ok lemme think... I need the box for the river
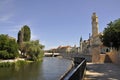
[0,57,72,80]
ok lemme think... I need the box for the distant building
[48,45,80,53]
[57,45,72,53]
[90,13,102,47]
[79,37,83,53]
[78,12,111,63]
[80,12,110,55]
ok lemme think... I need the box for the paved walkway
[84,63,120,80]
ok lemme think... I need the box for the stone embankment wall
[91,46,112,63]
[91,47,120,65]
[107,49,120,65]
[60,53,92,62]
[91,47,100,63]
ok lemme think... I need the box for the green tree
[100,19,120,49]
[0,34,19,59]
[17,30,23,44]
[17,25,31,53]
[21,25,31,42]
[17,30,23,51]
[22,40,44,61]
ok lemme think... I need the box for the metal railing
[60,57,86,80]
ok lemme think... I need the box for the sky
[0,0,120,50]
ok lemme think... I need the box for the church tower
[92,12,99,37]
[79,36,82,52]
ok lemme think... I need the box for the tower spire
[79,36,83,52]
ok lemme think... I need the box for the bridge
[44,53,60,57]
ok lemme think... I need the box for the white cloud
[7,21,33,32]
[31,30,40,40]
[0,0,14,9]
[0,0,14,23]
[0,14,13,22]
[8,25,22,32]
[44,46,54,50]
[31,33,38,40]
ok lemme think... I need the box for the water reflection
[0,57,72,80]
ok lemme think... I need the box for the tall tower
[92,12,99,37]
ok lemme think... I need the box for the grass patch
[0,62,14,67]
[0,60,30,68]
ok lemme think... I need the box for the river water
[0,57,72,80]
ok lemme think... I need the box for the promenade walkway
[84,63,120,80]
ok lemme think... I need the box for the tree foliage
[17,25,31,52]
[100,19,120,49]
[17,25,44,61]
[17,30,23,44]
[17,30,23,51]
[22,40,44,61]
[17,25,31,43]
[21,25,31,42]
[0,34,19,59]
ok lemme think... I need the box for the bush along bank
[0,60,28,68]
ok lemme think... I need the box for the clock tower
[92,12,99,38]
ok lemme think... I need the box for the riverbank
[0,58,34,67]
[0,58,25,63]
[60,57,86,80]
[59,59,74,79]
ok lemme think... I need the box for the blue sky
[0,0,120,50]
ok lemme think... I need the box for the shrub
[0,62,13,67]
[0,34,19,59]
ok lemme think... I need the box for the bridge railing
[60,57,86,80]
